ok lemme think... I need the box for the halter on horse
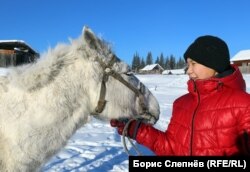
[92,54,157,155]
[91,54,157,125]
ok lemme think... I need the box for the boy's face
[186,58,217,80]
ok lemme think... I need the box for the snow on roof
[141,64,163,71]
[231,50,250,61]
[0,40,25,43]
[0,40,38,54]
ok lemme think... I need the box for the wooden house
[139,64,164,74]
[0,40,39,67]
[230,50,250,73]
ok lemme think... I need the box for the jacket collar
[187,65,246,95]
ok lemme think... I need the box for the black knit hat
[184,35,230,73]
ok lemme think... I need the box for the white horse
[0,26,160,172]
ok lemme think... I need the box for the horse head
[81,26,160,124]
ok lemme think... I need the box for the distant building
[0,40,39,67]
[139,64,164,74]
[231,50,250,73]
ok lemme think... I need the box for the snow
[40,73,250,172]
[0,67,249,171]
[162,68,186,75]
[231,49,250,61]
[0,67,10,76]
[0,40,26,43]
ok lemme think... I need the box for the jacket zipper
[190,81,200,155]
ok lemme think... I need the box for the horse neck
[10,51,98,125]
[45,57,98,119]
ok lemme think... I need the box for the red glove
[110,119,142,139]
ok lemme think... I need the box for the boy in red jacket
[111,35,250,156]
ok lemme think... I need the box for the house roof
[0,40,38,55]
[141,64,164,71]
[230,49,250,62]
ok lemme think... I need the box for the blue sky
[0,0,249,65]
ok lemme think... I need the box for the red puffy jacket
[136,66,250,156]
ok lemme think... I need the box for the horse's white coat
[0,27,160,172]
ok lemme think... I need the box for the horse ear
[82,26,101,51]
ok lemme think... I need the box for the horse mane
[0,27,114,94]
[4,39,84,92]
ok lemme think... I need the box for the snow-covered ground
[40,73,250,172]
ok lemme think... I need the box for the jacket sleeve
[135,123,175,155]
[238,104,250,155]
